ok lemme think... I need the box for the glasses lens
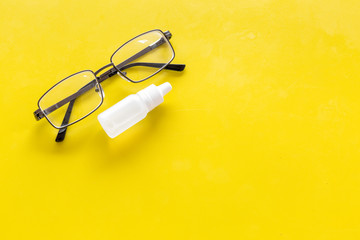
[111,30,175,82]
[38,70,103,128]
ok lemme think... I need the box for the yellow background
[1,0,360,239]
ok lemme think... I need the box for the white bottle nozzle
[158,82,172,96]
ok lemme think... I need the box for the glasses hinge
[33,109,44,121]
[164,30,172,40]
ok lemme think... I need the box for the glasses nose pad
[117,71,128,80]
[95,83,105,98]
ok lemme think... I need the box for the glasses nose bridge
[94,63,114,77]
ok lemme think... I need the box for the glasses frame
[33,29,185,142]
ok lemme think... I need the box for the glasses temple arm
[55,98,76,142]
[120,62,185,72]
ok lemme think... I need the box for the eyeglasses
[33,29,185,142]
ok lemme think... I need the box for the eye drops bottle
[98,82,172,138]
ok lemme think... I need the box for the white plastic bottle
[97,82,172,138]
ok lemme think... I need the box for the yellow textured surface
[1,0,360,239]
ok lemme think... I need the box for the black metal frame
[110,29,175,83]
[36,69,104,130]
[33,29,185,142]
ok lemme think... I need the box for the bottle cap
[158,82,172,96]
[137,82,172,111]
